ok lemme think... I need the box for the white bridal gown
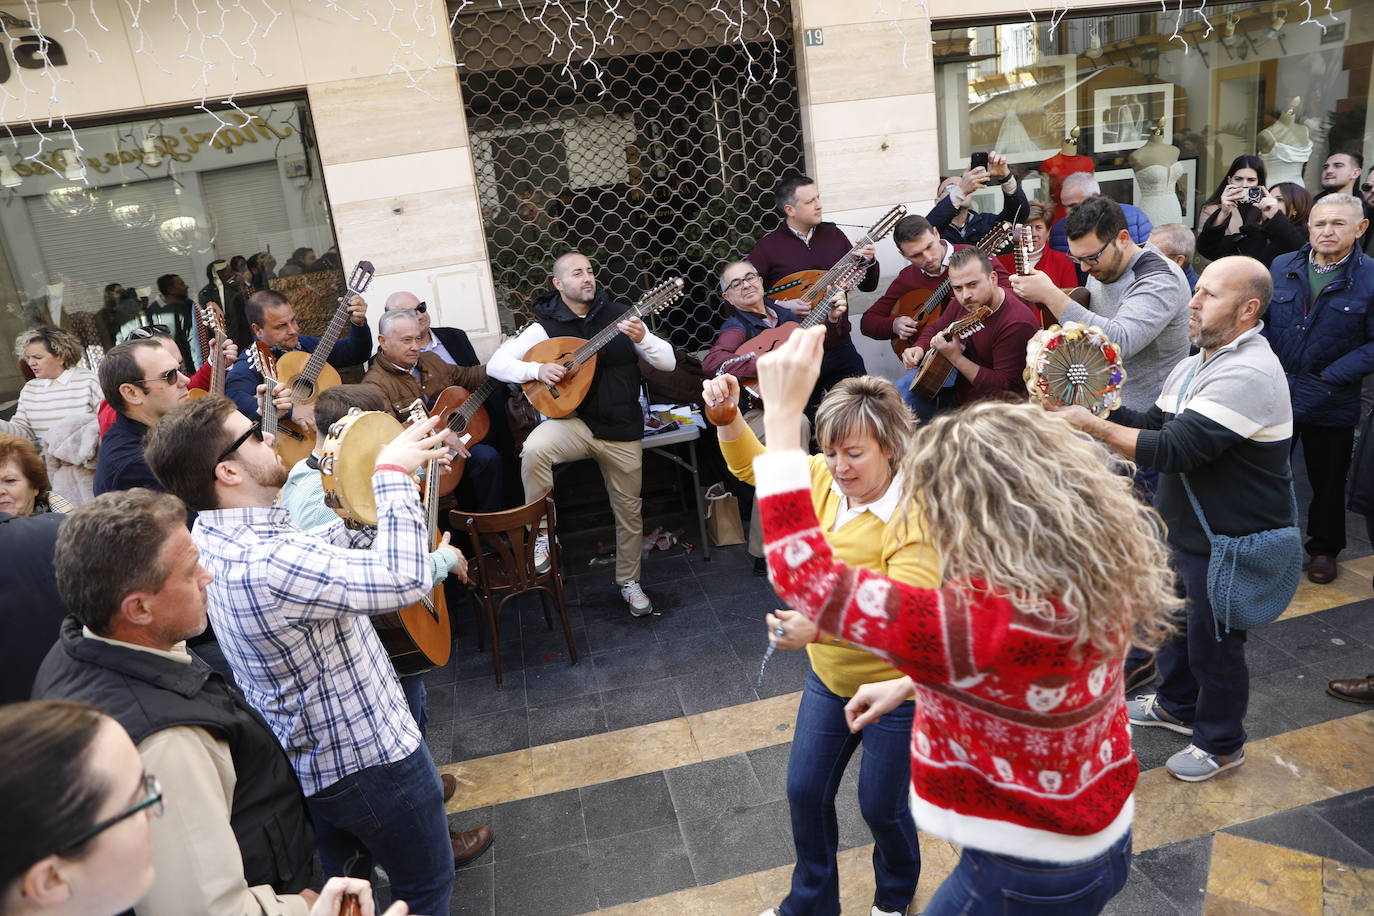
[1135,162,1185,226]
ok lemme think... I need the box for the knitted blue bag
[1179,475,1301,639]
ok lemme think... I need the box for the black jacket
[1196,205,1306,267]
[33,617,315,895]
[0,511,66,704]
[532,288,643,441]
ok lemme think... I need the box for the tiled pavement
[414,460,1374,915]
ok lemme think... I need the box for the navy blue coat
[1263,245,1374,427]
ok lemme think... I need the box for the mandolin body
[519,336,598,418]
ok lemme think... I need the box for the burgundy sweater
[754,450,1136,862]
[861,247,1012,341]
[913,291,1041,403]
[747,222,880,347]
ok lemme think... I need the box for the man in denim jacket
[1263,194,1374,585]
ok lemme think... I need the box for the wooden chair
[449,489,577,689]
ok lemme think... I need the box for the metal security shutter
[25,178,195,297]
[200,161,293,263]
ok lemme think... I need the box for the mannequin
[1130,126,1185,226]
[1258,97,1313,186]
[1039,127,1095,224]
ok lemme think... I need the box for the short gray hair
[718,260,757,293]
[1149,223,1196,262]
[1061,172,1101,197]
[1311,193,1366,222]
[378,309,420,337]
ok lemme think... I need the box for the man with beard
[486,252,676,616]
[1057,256,1293,782]
[144,396,486,913]
[1263,194,1374,584]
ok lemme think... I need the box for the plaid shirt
[192,470,430,796]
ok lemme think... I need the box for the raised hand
[376,414,449,476]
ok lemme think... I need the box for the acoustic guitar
[188,302,228,401]
[908,305,992,400]
[248,343,310,462]
[520,277,685,418]
[429,378,498,496]
[373,399,452,675]
[731,258,870,383]
[887,220,1015,356]
[274,260,375,408]
[766,205,907,302]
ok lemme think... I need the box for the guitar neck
[297,297,356,387]
[260,384,279,440]
[451,378,500,429]
[423,455,441,537]
[210,337,227,395]
[572,306,645,365]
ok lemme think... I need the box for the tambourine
[1024,322,1126,416]
[319,408,405,526]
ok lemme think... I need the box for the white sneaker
[533,533,551,574]
[872,907,906,916]
[620,580,654,617]
[757,910,779,916]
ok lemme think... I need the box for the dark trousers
[1293,423,1355,557]
[453,443,504,513]
[400,672,428,736]
[781,673,919,916]
[306,745,453,916]
[819,339,867,392]
[1155,549,1249,756]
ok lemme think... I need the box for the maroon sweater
[747,222,880,347]
[913,290,1040,404]
[861,245,1012,341]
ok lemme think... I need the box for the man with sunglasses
[1012,195,1191,415]
[33,488,318,916]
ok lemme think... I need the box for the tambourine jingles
[1024,322,1126,416]
[319,408,405,526]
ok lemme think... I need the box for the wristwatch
[992,173,1013,185]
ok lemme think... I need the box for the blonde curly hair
[901,400,1180,656]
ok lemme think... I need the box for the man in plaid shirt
[146,394,485,914]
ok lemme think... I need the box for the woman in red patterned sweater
[752,326,1180,914]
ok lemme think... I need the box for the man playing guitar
[900,248,1040,417]
[225,289,371,431]
[860,215,1014,354]
[486,252,675,617]
[747,174,878,388]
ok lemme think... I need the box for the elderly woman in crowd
[750,327,1180,914]
[704,369,936,916]
[0,700,405,916]
[0,326,102,505]
[0,433,70,515]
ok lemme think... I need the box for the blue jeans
[305,744,453,915]
[1155,549,1249,755]
[897,367,957,421]
[781,673,918,916]
[924,830,1132,915]
[400,672,428,736]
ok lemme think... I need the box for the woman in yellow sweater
[704,372,939,916]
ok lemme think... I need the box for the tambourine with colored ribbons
[1024,322,1126,417]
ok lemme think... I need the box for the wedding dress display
[1135,162,1186,226]
[1262,139,1314,186]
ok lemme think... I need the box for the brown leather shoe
[1327,675,1374,704]
[1307,554,1338,584]
[451,825,494,867]
[441,772,457,803]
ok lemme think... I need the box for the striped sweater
[1,368,102,455]
[755,450,1135,863]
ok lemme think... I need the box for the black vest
[32,617,314,895]
[534,289,644,441]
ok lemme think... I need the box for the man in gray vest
[32,488,317,915]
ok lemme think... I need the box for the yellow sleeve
[718,422,766,485]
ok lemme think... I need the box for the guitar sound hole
[451,417,467,434]
[295,379,316,401]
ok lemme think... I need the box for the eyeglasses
[132,368,185,387]
[125,324,171,342]
[216,420,264,463]
[414,302,428,314]
[723,272,761,294]
[1067,235,1116,267]
[56,773,164,854]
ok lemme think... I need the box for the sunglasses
[1067,235,1116,267]
[132,367,185,387]
[414,302,428,314]
[216,419,264,463]
[56,773,164,854]
[125,324,171,342]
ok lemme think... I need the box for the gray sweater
[1060,244,1191,411]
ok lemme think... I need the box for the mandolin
[429,378,498,496]
[888,221,1015,356]
[908,305,992,400]
[520,277,685,418]
[248,343,309,462]
[767,205,907,304]
[373,399,452,676]
[1008,225,1091,326]
[188,303,228,401]
[274,260,376,407]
